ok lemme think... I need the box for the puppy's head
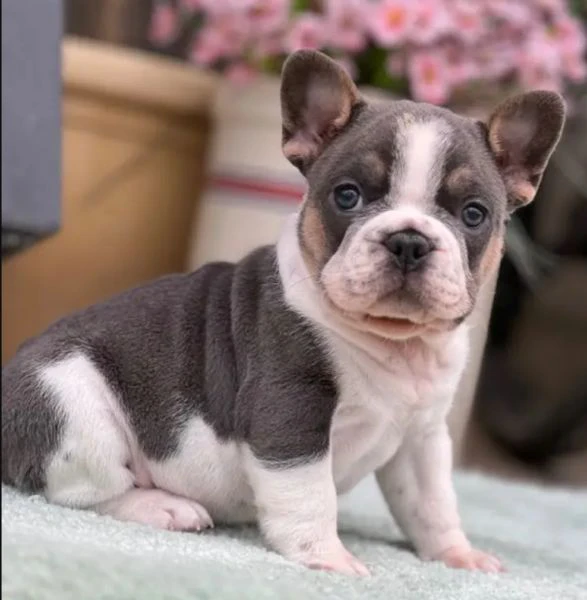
[281,50,565,340]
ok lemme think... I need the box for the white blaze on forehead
[392,119,450,208]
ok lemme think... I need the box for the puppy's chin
[320,292,458,341]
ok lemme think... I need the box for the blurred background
[2,0,586,487]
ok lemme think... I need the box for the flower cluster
[150,0,586,105]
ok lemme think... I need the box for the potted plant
[147,0,586,257]
[148,0,586,461]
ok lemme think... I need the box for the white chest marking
[327,328,466,494]
[277,213,468,494]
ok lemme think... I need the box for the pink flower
[548,16,587,59]
[187,0,249,19]
[482,48,517,80]
[284,14,327,52]
[225,62,258,86]
[324,0,368,52]
[447,0,484,44]
[245,0,290,35]
[547,17,587,83]
[485,0,531,30]
[410,0,452,45]
[189,16,249,66]
[216,14,251,52]
[516,27,568,92]
[387,53,405,77]
[519,63,562,93]
[520,29,562,76]
[408,51,450,105]
[190,27,225,65]
[149,3,178,45]
[535,0,567,13]
[368,0,416,48]
[178,0,204,10]
[252,32,285,59]
[440,43,477,86]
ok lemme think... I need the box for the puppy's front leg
[245,450,369,576]
[376,420,503,573]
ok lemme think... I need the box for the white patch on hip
[40,354,254,523]
[392,119,450,208]
[41,352,139,507]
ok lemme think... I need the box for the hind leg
[41,353,213,531]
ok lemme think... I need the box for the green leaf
[570,0,587,20]
[291,0,312,15]
[258,55,285,75]
[354,45,409,96]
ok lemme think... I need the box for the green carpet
[2,473,586,599]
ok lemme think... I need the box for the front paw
[299,544,370,576]
[436,546,504,573]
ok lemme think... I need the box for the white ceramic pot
[188,77,498,464]
[189,77,305,266]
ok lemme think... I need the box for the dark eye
[461,201,487,228]
[333,184,362,211]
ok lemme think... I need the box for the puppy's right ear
[281,50,362,173]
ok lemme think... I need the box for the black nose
[383,229,432,272]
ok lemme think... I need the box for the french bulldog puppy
[2,50,565,576]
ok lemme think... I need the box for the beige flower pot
[189,77,498,464]
[1,37,217,363]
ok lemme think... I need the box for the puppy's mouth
[350,312,426,337]
[363,314,419,329]
[321,292,428,338]
[347,310,457,340]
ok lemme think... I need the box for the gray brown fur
[2,247,337,492]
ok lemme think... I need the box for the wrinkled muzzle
[320,208,473,329]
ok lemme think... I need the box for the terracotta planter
[64,0,153,50]
[1,37,217,363]
[189,77,498,464]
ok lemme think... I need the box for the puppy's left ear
[486,90,565,212]
[281,50,363,173]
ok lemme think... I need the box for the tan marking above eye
[444,166,475,193]
[361,152,387,181]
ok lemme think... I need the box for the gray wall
[2,0,62,254]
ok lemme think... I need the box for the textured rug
[2,472,586,600]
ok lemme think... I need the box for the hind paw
[96,488,214,532]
